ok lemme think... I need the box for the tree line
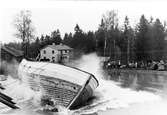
[4,10,167,64]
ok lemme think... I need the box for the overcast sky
[1,0,167,43]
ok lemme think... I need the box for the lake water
[98,70,167,115]
[108,70,167,94]
[0,54,167,115]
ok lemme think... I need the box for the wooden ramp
[0,92,19,109]
[0,84,19,109]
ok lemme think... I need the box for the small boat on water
[18,59,99,110]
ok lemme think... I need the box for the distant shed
[1,46,23,62]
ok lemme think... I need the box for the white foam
[71,53,161,114]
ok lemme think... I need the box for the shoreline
[106,69,167,76]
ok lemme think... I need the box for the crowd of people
[104,60,167,71]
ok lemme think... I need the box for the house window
[52,50,54,54]
[65,50,67,53]
[43,50,46,54]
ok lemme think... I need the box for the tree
[63,33,73,45]
[40,34,45,47]
[64,24,96,53]
[13,10,35,57]
[153,18,166,60]
[51,29,62,44]
[74,24,82,33]
[95,19,106,55]
[85,31,96,53]
[102,10,121,60]
[122,16,135,64]
[102,10,118,30]
[135,15,166,62]
[63,33,69,43]
[72,24,85,49]
[44,35,52,45]
[135,15,149,61]
[34,37,40,55]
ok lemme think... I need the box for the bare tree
[102,10,119,59]
[102,10,118,30]
[13,10,35,57]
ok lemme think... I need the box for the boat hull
[69,81,93,109]
[18,59,99,109]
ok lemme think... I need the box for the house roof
[1,46,23,57]
[42,43,73,51]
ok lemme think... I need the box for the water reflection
[107,70,167,94]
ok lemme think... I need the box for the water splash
[0,76,42,114]
[70,53,161,114]
[0,53,162,115]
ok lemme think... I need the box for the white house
[40,43,73,63]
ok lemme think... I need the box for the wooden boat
[18,59,99,110]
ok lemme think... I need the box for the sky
[1,0,167,43]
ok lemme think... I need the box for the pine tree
[51,29,62,44]
[135,15,149,61]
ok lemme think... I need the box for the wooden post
[0,92,19,109]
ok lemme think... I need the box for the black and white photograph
[1,0,167,115]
